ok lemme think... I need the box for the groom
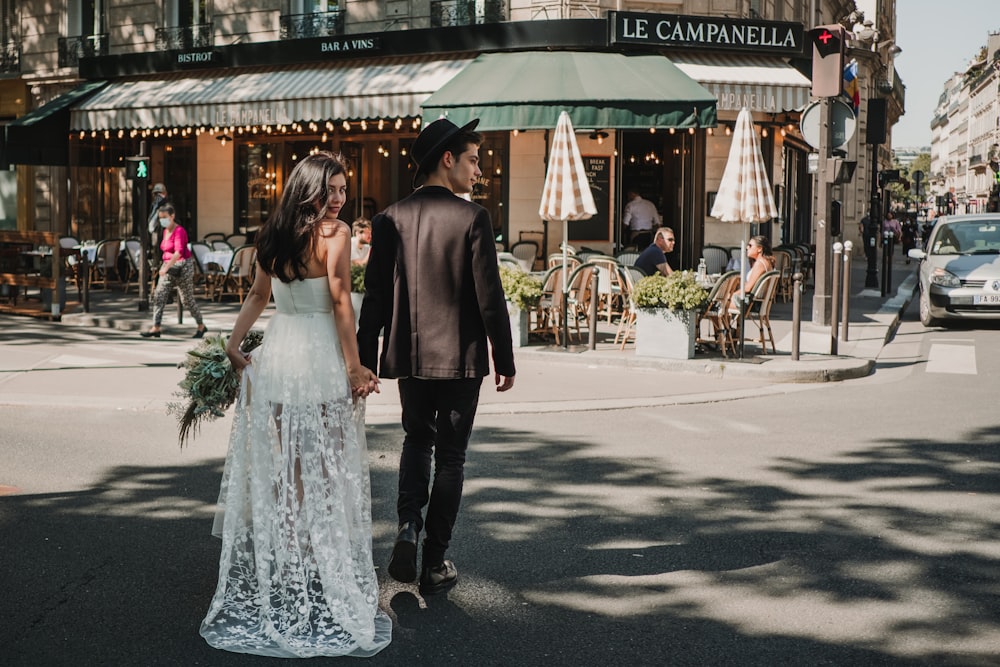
[357,118,516,595]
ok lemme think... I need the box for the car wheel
[919,286,940,327]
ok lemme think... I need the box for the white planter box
[635,308,697,359]
[507,301,529,348]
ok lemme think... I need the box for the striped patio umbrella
[539,110,596,347]
[709,106,777,356]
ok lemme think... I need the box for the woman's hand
[226,344,251,371]
[348,365,380,399]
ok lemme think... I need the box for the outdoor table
[202,249,234,273]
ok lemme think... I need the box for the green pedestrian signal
[126,156,150,181]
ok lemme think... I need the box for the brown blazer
[357,186,515,380]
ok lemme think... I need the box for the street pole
[865,143,880,288]
[812,97,833,326]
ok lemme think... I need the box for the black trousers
[397,377,483,566]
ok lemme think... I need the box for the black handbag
[166,263,183,278]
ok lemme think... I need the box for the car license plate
[974,294,1000,304]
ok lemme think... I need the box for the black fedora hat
[410,117,480,187]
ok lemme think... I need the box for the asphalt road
[2,303,999,666]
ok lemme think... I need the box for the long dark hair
[256,151,349,282]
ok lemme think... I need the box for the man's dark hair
[441,130,483,163]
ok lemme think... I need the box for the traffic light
[126,156,151,181]
[810,24,846,97]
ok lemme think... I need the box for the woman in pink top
[141,203,207,338]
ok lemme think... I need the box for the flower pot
[635,307,697,359]
[507,301,529,348]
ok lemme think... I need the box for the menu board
[569,156,610,241]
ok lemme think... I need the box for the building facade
[2,0,902,273]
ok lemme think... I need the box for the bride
[200,152,391,658]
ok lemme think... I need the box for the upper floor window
[281,1,344,40]
[431,0,506,28]
[158,0,213,50]
[0,0,18,73]
[60,0,108,68]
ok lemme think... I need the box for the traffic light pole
[812,96,834,326]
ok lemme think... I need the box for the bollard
[588,268,599,350]
[841,240,853,341]
[831,243,842,355]
[80,252,91,313]
[881,230,891,296]
[791,272,803,361]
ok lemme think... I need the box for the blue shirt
[634,243,668,276]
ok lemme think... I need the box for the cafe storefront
[4,12,812,268]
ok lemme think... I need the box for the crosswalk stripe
[925,343,977,375]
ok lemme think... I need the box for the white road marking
[925,343,977,375]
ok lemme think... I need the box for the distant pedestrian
[146,182,169,247]
[140,203,206,339]
[622,189,658,248]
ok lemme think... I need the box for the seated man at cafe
[633,228,675,277]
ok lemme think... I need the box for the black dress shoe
[140,330,161,338]
[387,522,418,583]
[192,327,207,339]
[419,560,458,595]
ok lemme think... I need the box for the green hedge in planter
[632,270,708,311]
[499,265,543,311]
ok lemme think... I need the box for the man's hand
[495,373,514,392]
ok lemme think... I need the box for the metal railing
[58,34,109,68]
[0,40,19,73]
[279,10,345,39]
[430,0,506,27]
[155,23,214,51]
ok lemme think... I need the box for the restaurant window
[238,143,280,237]
[472,134,507,244]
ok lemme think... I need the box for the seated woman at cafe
[731,235,774,307]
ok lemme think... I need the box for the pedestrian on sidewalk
[883,210,902,259]
[357,117,516,596]
[146,182,169,248]
[140,203,206,338]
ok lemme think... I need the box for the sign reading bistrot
[610,12,804,55]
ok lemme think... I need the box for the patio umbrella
[539,110,596,348]
[709,106,777,357]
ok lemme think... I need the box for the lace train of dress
[201,277,391,658]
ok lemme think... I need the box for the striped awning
[70,55,473,131]
[671,53,811,115]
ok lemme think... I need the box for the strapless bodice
[272,276,331,314]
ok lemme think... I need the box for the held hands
[349,365,380,399]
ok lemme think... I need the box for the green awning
[422,52,717,131]
[3,80,108,166]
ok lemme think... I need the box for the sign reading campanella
[610,12,804,55]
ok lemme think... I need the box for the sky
[893,0,999,149]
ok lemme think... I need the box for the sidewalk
[53,257,918,384]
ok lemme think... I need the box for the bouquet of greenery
[499,265,543,311]
[167,330,263,447]
[632,271,708,311]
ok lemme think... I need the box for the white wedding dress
[200,276,392,658]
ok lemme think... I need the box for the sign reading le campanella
[611,12,803,55]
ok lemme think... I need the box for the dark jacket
[357,186,515,380]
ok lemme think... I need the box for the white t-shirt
[351,241,370,263]
[623,196,658,232]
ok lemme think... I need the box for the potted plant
[350,263,366,329]
[499,265,542,347]
[631,271,708,359]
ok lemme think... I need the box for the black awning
[2,80,108,166]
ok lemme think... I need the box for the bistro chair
[614,251,640,267]
[225,233,247,248]
[772,248,794,302]
[695,271,740,357]
[89,239,122,289]
[534,265,565,343]
[614,265,646,350]
[701,245,730,275]
[583,254,624,322]
[122,238,145,293]
[190,241,224,298]
[728,270,781,354]
[547,253,581,271]
[212,239,234,253]
[216,245,256,303]
[510,240,539,271]
[202,232,226,244]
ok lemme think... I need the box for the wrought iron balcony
[0,41,19,73]
[155,23,214,51]
[431,0,506,27]
[279,10,345,39]
[58,34,109,68]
